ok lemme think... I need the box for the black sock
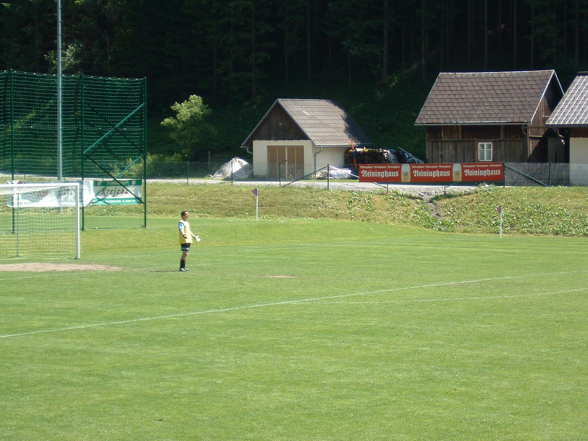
[180,259,186,269]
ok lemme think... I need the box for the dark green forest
[1,0,587,158]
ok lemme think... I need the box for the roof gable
[241,99,371,148]
[415,70,558,126]
[546,73,588,127]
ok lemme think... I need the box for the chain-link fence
[0,70,147,179]
[144,159,588,188]
[147,160,228,181]
[0,70,147,230]
[505,162,588,186]
[144,159,349,182]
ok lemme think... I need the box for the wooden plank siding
[526,91,559,162]
[427,139,526,163]
[250,105,308,142]
[570,128,588,137]
[425,102,557,163]
[267,145,305,179]
[426,125,527,163]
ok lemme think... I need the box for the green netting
[0,70,147,229]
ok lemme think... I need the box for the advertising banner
[460,163,504,182]
[6,186,77,208]
[358,163,505,184]
[5,180,142,208]
[409,164,454,183]
[90,180,142,205]
[357,164,402,182]
[6,181,93,208]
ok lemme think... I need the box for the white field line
[1,271,586,340]
[315,287,588,305]
[2,268,581,280]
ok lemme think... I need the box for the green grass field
[1,215,587,441]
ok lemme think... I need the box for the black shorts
[181,243,191,252]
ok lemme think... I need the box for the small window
[478,142,493,162]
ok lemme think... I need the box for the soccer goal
[0,183,81,260]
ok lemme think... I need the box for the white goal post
[0,182,81,260]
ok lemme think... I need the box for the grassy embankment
[85,183,588,236]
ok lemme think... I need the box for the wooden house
[415,70,565,163]
[240,99,371,179]
[547,72,588,184]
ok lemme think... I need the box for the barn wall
[547,136,567,162]
[249,105,308,143]
[314,147,347,170]
[504,126,523,138]
[570,138,588,163]
[570,137,588,184]
[543,77,564,115]
[571,128,588,137]
[526,79,564,161]
[427,140,525,163]
[462,126,500,139]
[529,77,561,132]
[527,137,548,161]
[526,99,548,161]
[252,140,314,177]
[425,126,526,162]
[427,127,442,140]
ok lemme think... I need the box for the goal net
[0,183,81,260]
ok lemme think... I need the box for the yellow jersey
[178,219,194,244]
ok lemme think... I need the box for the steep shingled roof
[415,70,559,126]
[241,99,371,148]
[546,73,588,127]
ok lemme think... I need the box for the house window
[478,142,493,161]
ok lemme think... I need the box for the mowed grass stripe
[2,270,586,339]
[319,287,588,305]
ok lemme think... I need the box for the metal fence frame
[0,70,148,229]
[505,162,588,186]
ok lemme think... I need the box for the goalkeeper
[178,210,200,272]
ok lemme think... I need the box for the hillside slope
[87,184,588,237]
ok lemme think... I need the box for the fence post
[208,151,211,174]
[497,206,504,238]
[143,76,148,229]
[327,164,330,191]
[80,73,86,231]
[186,160,190,185]
[9,71,15,233]
[9,70,15,181]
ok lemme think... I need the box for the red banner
[358,164,402,182]
[410,164,453,183]
[358,163,505,183]
[460,163,504,182]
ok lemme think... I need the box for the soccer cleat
[179,268,188,272]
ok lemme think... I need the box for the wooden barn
[547,72,588,184]
[240,99,371,179]
[415,70,565,163]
